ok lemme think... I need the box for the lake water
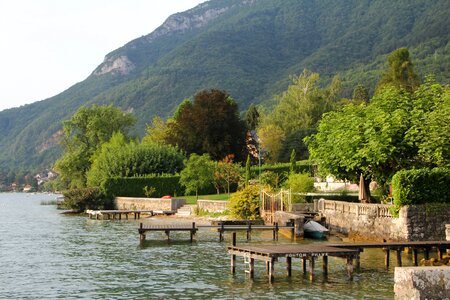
[0,193,399,299]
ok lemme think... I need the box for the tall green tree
[166,89,247,161]
[179,154,215,199]
[245,104,260,130]
[54,105,135,188]
[376,48,419,93]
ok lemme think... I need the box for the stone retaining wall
[394,267,450,299]
[197,200,228,212]
[115,197,186,211]
[319,199,450,241]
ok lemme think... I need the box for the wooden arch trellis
[260,189,292,224]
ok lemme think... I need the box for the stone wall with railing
[318,199,450,241]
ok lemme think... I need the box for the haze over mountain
[0,0,449,173]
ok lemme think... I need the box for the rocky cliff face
[93,2,237,77]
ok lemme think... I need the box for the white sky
[0,0,205,112]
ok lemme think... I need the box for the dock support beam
[309,257,315,281]
[269,257,275,283]
[286,257,292,277]
[413,248,418,266]
[384,248,390,269]
[346,256,354,280]
[302,258,307,274]
[322,256,328,276]
[231,232,236,274]
[396,248,402,267]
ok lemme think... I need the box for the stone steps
[176,204,196,216]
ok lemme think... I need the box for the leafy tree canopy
[179,153,215,198]
[55,104,135,188]
[166,89,247,161]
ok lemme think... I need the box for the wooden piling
[425,247,430,260]
[302,258,307,273]
[413,248,418,266]
[322,256,328,276]
[384,248,390,269]
[396,248,402,267]
[247,223,252,241]
[190,222,196,242]
[269,257,275,283]
[231,232,236,274]
[309,257,315,281]
[346,256,354,280]
[286,257,292,277]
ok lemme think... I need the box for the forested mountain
[0,0,449,173]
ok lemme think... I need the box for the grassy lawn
[183,193,231,204]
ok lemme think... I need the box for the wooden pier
[329,240,450,269]
[228,233,358,283]
[138,222,294,242]
[86,210,155,220]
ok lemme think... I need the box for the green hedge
[104,175,185,198]
[63,187,108,211]
[250,161,313,177]
[392,168,450,206]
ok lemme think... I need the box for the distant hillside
[0,0,449,172]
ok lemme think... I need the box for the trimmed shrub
[250,161,313,179]
[104,175,185,199]
[228,185,260,220]
[392,168,450,207]
[63,187,107,211]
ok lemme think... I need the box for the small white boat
[304,220,329,239]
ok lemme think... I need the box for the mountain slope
[0,0,449,172]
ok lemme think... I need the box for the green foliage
[55,105,135,188]
[284,173,315,203]
[228,185,261,220]
[245,104,260,130]
[245,155,251,187]
[180,154,215,198]
[260,171,284,190]
[62,187,107,211]
[250,161,311,179]
[392,168,450,208]
[87,134,184,191]
[376,48,419,93]
[289,149,297,174]
[104,175,184,198]
[166,90,247,161]
[143,186,156,198]
[352,84,369,103]
[1,1,449,174]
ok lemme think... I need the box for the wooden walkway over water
[228,238,450,282]
[86,209,173,220]
[138,222,294,242]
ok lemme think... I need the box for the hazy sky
[0,0,205,112]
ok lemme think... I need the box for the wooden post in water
[438,247,444,259]
[190,222,196,242]
[355,253,361,271]
[249,258,255,278]
[231,232,236,274]
[413,248,418,266]
[302,258,307,274]
[322,256,328,276]
[286,257,292,277]
[396,247,403,267]
[219,223,224,242]
[425,247,430,260]
[384,248,390,269]
[290,219,295,241]
[139,223,146,242]
[247,223,252,241]
[346,256,354,280]
[269,257,275,283]
[165,230,170,241]
[309,257,315,281]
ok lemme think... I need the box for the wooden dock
[329,241,450,269]
[228,234,358,283]
[86,210,156,220]
[138,222,294,242]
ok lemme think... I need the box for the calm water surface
[0,193,400,299]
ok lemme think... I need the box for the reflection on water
[0,193,396,299]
